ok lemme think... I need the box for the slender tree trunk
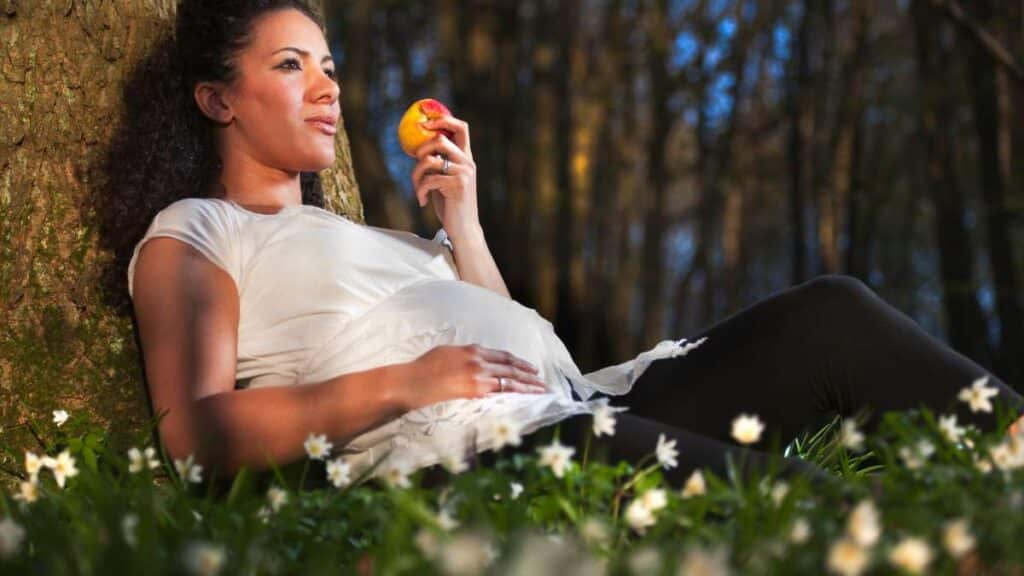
[912,0,994,367]
[554,0,581,358]
[786,1,811,284]
[529,0,560,318]
[638,0,673,350]
[966,0,1024,386]
[342,1,411,230]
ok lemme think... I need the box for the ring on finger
[441,155,450,175]
[498,376,506,392]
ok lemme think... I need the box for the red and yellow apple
[397,98,456,157]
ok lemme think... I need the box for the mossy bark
[0,1,362,491]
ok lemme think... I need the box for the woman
[114,0,1023,491]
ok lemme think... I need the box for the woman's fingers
[473,346,539,374]
[482,373,546,394]
[479,361,546,390]
[411,153,452,190]
[421,116,472,156]
[415,134,471,166]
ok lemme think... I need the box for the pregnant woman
[113,0,1024,490]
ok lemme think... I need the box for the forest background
[333,0,1024,388]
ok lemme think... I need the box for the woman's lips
[308,120,337,135]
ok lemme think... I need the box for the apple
[397,98,456,157]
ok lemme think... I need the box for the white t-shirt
[128,197,706,479]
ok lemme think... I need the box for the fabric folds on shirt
[127,197,707,480]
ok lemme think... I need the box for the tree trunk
[638,0,673,350]
[912,0,994,368]
[786,1,811,284]
[554,0,582,360]
[341,1,410,230]
[0,0,360,490]
[965,0,1024,387]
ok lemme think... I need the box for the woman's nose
[311,70,339,102]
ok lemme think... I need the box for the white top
[127,197,706,480]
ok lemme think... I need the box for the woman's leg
[616,274,1024,448]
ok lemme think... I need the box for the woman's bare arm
[186,362,409,477]
[448,223,511,299]
[132,237,412,479]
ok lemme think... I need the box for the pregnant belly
[296,279,556,387]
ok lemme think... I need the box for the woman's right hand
[399,344,549,411]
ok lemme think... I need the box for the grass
[2,400,1024,575]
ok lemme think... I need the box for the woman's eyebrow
[271,46,333,65]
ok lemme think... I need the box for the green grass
[2,401,1024,575]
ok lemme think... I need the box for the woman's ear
[193,81,234,124]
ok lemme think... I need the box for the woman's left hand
[410,116,479,242]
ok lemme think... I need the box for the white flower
[13,480,38,504]
[898,439,935,470]
[0,517,26,560]
[174,454,203,484]
[627,546,662,573]
[941,518,975,559]
[509,481,523,499]
[592,404,617,437]
[414,528,441,559]
[266,486,288,513]
[128,446,161,473]
[303,432,333,460]
[52,410,69,427]
[937,414,966,444]
[381,459,413,489]
[624,497,657,534]
[440,449,468,475]
[24,451,44,483]
[45,450,79,489]
[536,439,575,478]
[641,488,668,512]
[987,440,1024,471]
[326,457,352,488]
[255,505,271,524]
[826,537,869,576]
[847,499,881,548]
[624,488,669,535]
[790,517,811,544]
[887,536,933,574]
[840,420,865,451]
[731,413,765,445]
[958,375,999,413]
[181,539,226,576]
[122,513,139,548]
[491,416,523,451]
[973,453,994,474]
[579,517,610,546]
[655,433,679,470]
[770,481,790,506]
[438,532,497,576]
[436,508,459,531]
[681,470,707,498]
[677,545,731,576]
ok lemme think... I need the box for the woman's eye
[279,58,301,70]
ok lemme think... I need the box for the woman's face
[219,9,341,172]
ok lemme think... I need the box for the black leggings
[476,274,1024,488]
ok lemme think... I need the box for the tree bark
[0,0,361,491]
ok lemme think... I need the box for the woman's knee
[795,274,876,315]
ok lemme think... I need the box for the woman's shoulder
[147,197,239,235]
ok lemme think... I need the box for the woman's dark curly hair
[99,0,327,315]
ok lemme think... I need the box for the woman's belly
[296,279,558,390]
